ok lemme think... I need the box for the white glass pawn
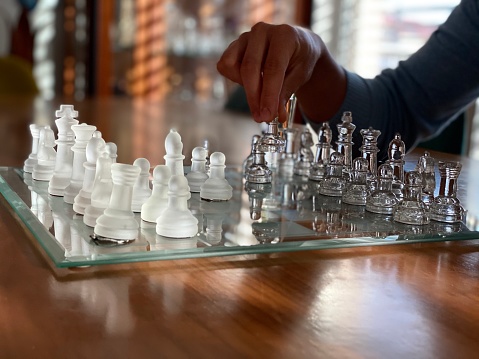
[186,146,209,192]
[393,171,429,225]
[64,123,97,204]
[24,124,42,173]
[141,165,171,223]
[342,157,369,206]
[49,105,79,196]
[131,158,152,212]
[93,163,141,242]
[32,126,57,181]
[156,175,198,238]
[73,131,106,215]
[105,142,117,163]
[200,152,233,201]
[83,152,113,227]
[366,164,399,215]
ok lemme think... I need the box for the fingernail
[260,108,271,122]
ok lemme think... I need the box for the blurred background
[3,0,479,158]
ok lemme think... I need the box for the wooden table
[1,97,479,358]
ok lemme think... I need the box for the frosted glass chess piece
[429,161,465,223]
[360,127,381,181]
[278,128,297,179]
[393,171,430,225]
[416,151,436,205]
[342,157,369,206]
[335,111,356,173]
[105,142,118,163]
[32,126,57,181]
[309,122,333,181]
[319,152,347,197]
[93,163,141,243]
[294,128,315,176]
[49,105,79,195]
[141,165,171,223]
[243,134,261,177]
[245,144,272,184]
[73,131,106,215]
[64,123,97,204]
[83,152,113,227]
[366,164,399,215]
[256,117,285,170]
[245,181,272,220]
[24,124,42,173]
[200,152,233,201]
[156,175,198,238]
[186,146,209,192]
[164,129,185,176]
[131,158,152,212]
[387,133,405,200]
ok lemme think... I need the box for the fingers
[260,26,297,123]
[217,33,249,85]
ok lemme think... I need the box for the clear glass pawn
[429,161,465,223]
[393,171,429,225]
[366,164,399,215]
[245,144,272,184]
[416,151,436,205]
[342,157,369,206]
[293,128,314,176]
[309,122,332,181]
[387,133,405,200]
[256,118,285,170]
[318,152,346,197]
[335,111,356,173]
[278,128,298,178]
[242,134,261,177]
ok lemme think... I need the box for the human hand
[217,22,323,123]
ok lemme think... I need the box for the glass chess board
[0,166,478,268]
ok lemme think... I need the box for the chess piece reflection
[245,181,272,220]
[429,161,465,223]
[200,200,232,245]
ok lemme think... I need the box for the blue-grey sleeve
[309,0,479,160]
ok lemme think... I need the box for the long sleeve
[312,0,479,160]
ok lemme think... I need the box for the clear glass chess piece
[359,127,381,181]
[416,151,436,205]
[336,111,356,173]
[293,128,315,176]
[242,134,261,177]
[245,144,272,184]
[366,164,399,215]
[429,161,465,223]
[393,171,430,225]
[256,117,285,170]
[278,128,298,179]
[309,122,332,181]
[318,152,346,197]
[342,157,369,206]
[387,133,405,200]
